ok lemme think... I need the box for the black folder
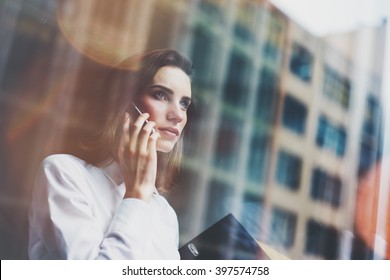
[179,213,270,260]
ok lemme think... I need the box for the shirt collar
[100,160,124,186]
[100,160,159,194]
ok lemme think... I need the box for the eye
[180,98,192,111]
[153,90,168,101]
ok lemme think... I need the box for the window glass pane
[316,115,347,157]
[310,168,342,208]
[234,1,257,45]
[2,0,388,261]
[247,133,269,183]
[358,95,383,175]
[262,9,285,63]
[191,26,218,88]
[205,179,234,227]
[363,96,381,136]
[289,42,313,82]
[282,95,307,134]
[240,194,264,238]
[213,114,243,171]
[223,51,253,108]
[323,65,351,109]
[276,150,302,190]
[305,220,340,259]
[255,67,279,123]
[198,0,226,25]
[270,208,297,248]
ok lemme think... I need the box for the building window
[310,168,342,208]
[205,179,233,227]
[234,1,257,45]
[213,114,243,171]
[255,67,279,123]
[323,65,351,109]
[363,96,381,136]
[263,41,278,62]
[358,95,382,175]
[358,142,378,176]
[234,23,254,44]
[282,95,307,134]
[247,134,269,184]
[270,208,297,248]
[289,42,313,82]
[262,10,284,64]
[305,220,339,259]
[316,116,347,157]
[199,0,226,25]
[190,26,217,88]
[241,194,264,238]
[223,51,253,108]
[275,150,302,190]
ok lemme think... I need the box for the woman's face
[138,66,192,153]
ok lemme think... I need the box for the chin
[156,140,176,153]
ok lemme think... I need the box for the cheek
[139,99,161,120]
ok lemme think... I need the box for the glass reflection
[0,0,389,260]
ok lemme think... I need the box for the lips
[158,127,179,137]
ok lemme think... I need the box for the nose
[167,101,185,124]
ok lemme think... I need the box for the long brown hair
[66,49,193,192]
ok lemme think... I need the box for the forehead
[152,66,192,97]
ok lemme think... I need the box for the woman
[28,49,193,259]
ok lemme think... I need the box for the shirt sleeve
[28,155,153,259]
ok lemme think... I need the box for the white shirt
[28,154,180,260]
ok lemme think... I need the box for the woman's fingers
[119,112,156,160]
[147,131,160,163]
[118,111,160,201]
[129,113,150,155]
[138,121,156,156]
[142,131,160,184]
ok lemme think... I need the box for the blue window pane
[289,43,313,82]
[305,220,339,259]
[223,52,253,108]
[255,67,279,123]
[363,96,380,136]
[282,95,307,134]
[241,194,264,237]
[310,168,342,208]
[270,208,297,248]
[263,41,279,62]
[247,134,269,183]
[234,23,254,44]
[336,129,346,156]
[316,116,347,158]
[323,65,351,109]
[191,27,216,88]
[276,150,302,190]
[205,179,233,227]
[213,114,243,171]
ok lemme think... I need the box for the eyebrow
[149,84,174,94]
[149,84,192,101]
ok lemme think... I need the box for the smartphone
[132,102,155,134]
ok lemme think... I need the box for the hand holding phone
[132,102,155,134]
[117,103,159,202]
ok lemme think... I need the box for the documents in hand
[179,213,270,260]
